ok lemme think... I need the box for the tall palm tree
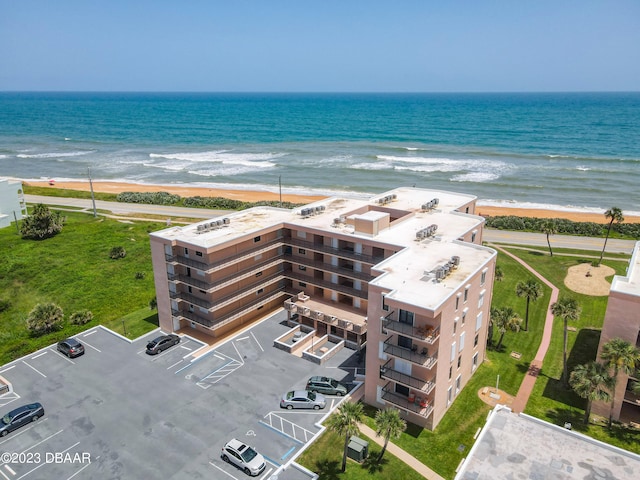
[490,307,522,350]
[600,338,640,428]
[515,279,543,331]
[374,408,406,463]
[326,401,364,472]
[551,297,582,387]
[598,207,624,265]
[541,220,558,257]
[569,362,614,424]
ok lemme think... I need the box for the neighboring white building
[456,406,640,480]
[0,178,27,228]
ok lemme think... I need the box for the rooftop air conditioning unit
[223,217,230,225]
[210,221,217,229]
[432,197,439,206]
[435,267,445,280]
[392,194,397,200]
[451,255,460,267]
[303,307,311,316]
[197,225,205,232]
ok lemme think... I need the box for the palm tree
[569,362,614,424]
[598,207,624,265]
[600,338,640,428]
[541,220,558,257]
[326,401,364,472]
[490,307,523,350]
[551,297,582,387]
[494,264,504,282]
[374,408,406,463]
[515,279,543,331]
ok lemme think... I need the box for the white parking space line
[0,365,16,374]
[167,360,184,370]
[82,329,97,337]
[21,361,46,378]
[67,458,96,480]
[259,467,273,480]
[179,345,192,351]
[232,342,244,365]
[0,468,9,480]
[213,354,225,360]
[236,336,250,341]
[19,427,64,452]
[260,412,314,443]
[52,349,75,364]
[12,439,79,480]
[4,465,15,475]
[250,332,264,352]
[79,339,100,353]
[195,357,243,390]
[0,392,20,409]
[31,352,47,360]
[209,462,239,479]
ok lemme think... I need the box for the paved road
[26,194,638,253]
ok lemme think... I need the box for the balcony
[286,237,386,265]
[383,338,437,369]
[382,319,440,344]
[380,361,435,394]
[381,383,434,418]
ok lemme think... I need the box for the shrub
[116,191,180,205]
[20,204,64,240]
[109,246,126,259]
[69,310,93,326]
[135,272,146,279]
[149,297,157,310]
[0,299,10,313]
[26,302,64,336]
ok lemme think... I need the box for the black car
[146,334,180,355]
[0,403,45,437]
[57,338,85,358]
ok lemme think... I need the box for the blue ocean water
[1,92,639,212]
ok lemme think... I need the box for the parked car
[281,390,326,410]
[221,438,266,476]
[145,334,180,355]
[0,403,45,437]
[306,376,348,396]
[57,338,85,358]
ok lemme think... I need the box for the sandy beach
[25,180,640,224]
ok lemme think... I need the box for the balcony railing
[286,237,387,265]
[286,270,368,299]
[381,383,434,418]
[380,361,435,394]
[383,338,437,369]
[382,319,440,344]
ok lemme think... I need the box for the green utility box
[347,435,369,462]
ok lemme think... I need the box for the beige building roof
[610,241,640,297]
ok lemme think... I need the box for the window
[299,282,306,287]
[188,286,192,293]
[298,248,306,255]
[462,309,468,325]
[453,317,458,335]
[382,294,389,311]
[472,352,479,371]
[478,290,486,308]
[464,286,469,302]
[399,309,414,325]
[184,247,189,255]
[298,265,306,271]
[455,374,462,394]
[449,365,452,380]
[475,312,483,332]
[455,294,461,310]
[256,288,264,295]
[255,271,262,277]
[450,342,456,362]
[254,235,261,243]
[459,332,466,352]
[254,253,262,261]
[447,386,453,405]
[481,268,488,285]
[199,289,206,294]
[378,341,388,361]
[474,333,479,347]
[471,230,477,242]
[457,355,462,369]
[195,251,203,257]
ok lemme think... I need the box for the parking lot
[0,311,360,479]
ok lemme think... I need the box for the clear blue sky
[2,0,639,92]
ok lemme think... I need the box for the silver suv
[305,376,348,396]
[221,438,266,476]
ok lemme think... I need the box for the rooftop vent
[415,224,438,240]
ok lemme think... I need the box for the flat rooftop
[151,187,496,309]
[456,407,640,480]
[611,241,640,297]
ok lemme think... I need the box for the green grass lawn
[0,211,161,364]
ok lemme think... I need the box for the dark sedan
[57,338,85,358]
[146,334,180,355]
[1,403,45,437]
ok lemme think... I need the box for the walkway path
[357,422,446,480]
[489,245,560,413]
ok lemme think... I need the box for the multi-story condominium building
[593,241,640,425]
[0,178,27,229]
[150,186,496,429]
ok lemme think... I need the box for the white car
[221,438,266,476]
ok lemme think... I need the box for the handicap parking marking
[260,412,316,444]
[0,392,20,409]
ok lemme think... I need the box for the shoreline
[23,180,640,224]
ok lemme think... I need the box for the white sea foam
[477,199,640,217]
[450,172,500,182]
[576,166,591,171]
[16,151,94,159]
[149,151,283,168]
[0,155,7,159]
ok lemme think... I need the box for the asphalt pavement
[25,194,638,254]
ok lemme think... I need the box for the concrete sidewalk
[357,422,446,480]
